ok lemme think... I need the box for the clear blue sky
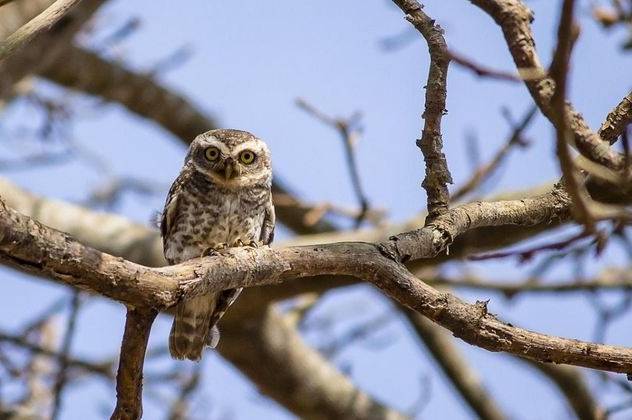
[1,0,632,418]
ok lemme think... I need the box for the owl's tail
[169,293,218,361]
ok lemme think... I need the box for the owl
[161,129,275,361]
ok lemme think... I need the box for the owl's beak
[224,160,235,180]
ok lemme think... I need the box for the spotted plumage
[161,129,274,361]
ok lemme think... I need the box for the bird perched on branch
[161,129,275,361]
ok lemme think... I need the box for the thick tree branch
[0,179,402,418]
[4,187,632,373]
[392,0,453,220]
[111,307,157,420]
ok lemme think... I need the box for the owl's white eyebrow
[201,138,231,155]
[232,140,266,155]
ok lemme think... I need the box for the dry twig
[392,0,453,221]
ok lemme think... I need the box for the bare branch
[221,305,409,420]
[4,187,632,373]
[111,307,157,420]
[392,0,453,220]
[0,330,114,379]
[425,267,632,295]
[469,0,626,171]
[449,49,522,83]
[549,0,596,233]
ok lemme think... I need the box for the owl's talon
[201,247,218,257]
[247,241,261,248]
[201,243,228,257]
[234,239,245,247]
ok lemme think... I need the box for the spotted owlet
[161,129,275,361]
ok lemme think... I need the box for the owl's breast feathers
[162,166,271,264]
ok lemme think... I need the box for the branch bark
[599,91,632,144]
[110,307,157,420]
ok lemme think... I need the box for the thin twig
[469,230,591,262]
[424,267,632,296]
[0,330,113,379]
[452,106,535,202]
[550,0,596,233]
[296,98,371,227]
[392,0,453,221]
[50,292,81,420]
[449,49,522,83]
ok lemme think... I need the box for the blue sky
[1,0,632,418]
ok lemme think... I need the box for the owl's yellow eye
[205,147,220,161]
[239,150,256,164]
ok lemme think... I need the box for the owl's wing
[160,166,191,256]
[259,193,275,245]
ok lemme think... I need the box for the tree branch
[4,186,632,373]
[0,178,404,418]
[392,0,453,220]
[599,91,632,144]
[469,0,625,171]
[111,307,157,420]
[549,0,596,232]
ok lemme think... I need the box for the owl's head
[187,129,272,187]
